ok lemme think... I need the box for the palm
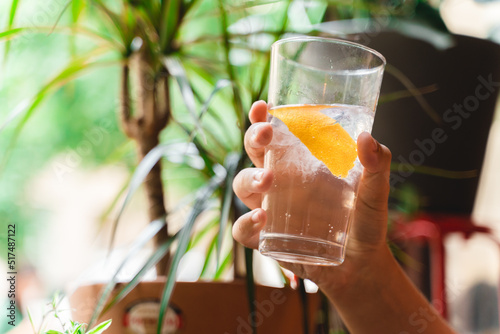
[233,101,391,291]
[278,167,389,289]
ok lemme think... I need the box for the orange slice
[270,105,357,178]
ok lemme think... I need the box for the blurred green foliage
[1,0,127,259]
[1,1,429,333]
[0,0,420,263]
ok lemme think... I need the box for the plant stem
[119,50,171,275]
[137,134,169,275]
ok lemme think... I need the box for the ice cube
[319,105,374,140]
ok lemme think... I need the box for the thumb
[351,132,392,247]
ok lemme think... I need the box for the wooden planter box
[70,280,320,334]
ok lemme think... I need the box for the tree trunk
[137,131,169,275]
[120,49,171,276]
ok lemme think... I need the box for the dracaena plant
[1,0,420,333]
[2,0,297,274]
[1,1,316,332]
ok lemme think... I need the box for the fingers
[233,168,273,210]
[249,100,268,123]
[232,101,272,249]
[232,208,267,249]
[244,101,272,167]
[353,132,392,245]
[357,132,392,204]
[244,123,273,167]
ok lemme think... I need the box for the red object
[391,213,493,319]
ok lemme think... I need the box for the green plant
[1,0,425,333]
[43,320,111,334]
[28,293,111,334]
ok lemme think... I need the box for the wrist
[318,243,394,299]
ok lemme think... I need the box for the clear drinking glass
[258,36,386,265]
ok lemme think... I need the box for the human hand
[232,100,393,293]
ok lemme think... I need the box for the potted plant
[2,0,327,332]
[1,0,424,333]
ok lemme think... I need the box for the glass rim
[271,35,387,69]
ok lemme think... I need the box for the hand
[232,101,393,293]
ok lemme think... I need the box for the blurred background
[1,0,500,333]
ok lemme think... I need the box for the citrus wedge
[270,105,357,178]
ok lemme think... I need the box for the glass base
[259,233,345,266]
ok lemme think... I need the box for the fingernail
[251,210,261,223]
[253,170,264,183]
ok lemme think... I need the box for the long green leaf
[170,123,218,175]
[182,0,200,18]
[49,1,72,35]
[253,53,271,102]
[0,99,30,133]
[71,323,84,333]
[199,232,218,278]
[0,53,117,176]
[4,0,20,62]
[87,319,112,334]
[176,118,227,165]
[187,134,216,175]
[157,174,224,334]
[182,0,287,21]
[298,278,310,334]
[108,143,187,252]
[100,232,178,316]
[90,0,129,48]
[69,0,86,57]
[217,0,245,136]
[159,0,181,52]
[172,73,233,155]
[105,139,218,255]
[7,0,20,27]
[98,172,132,228]
[130,0,159,22]
[389,163,478,179]
[186,215,218,251]
[214,248,232,280]
[0,46,113,133]
[89,218,167,327]
[244,247,256,334]
[251,0,292,103]
[129,6,158,46]
[0,27,25,40]
[184,61,236,150]
[378,84,439,104]
[27,308,36,334]
[163,56,205,142]
[186,78,231,142]
[0,26,123,51]
[385,64,442,125]
[216,152,239,268]
[190,89,233,152]
[319,292,331,333]
[72,0,85,22]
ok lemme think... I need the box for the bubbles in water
[342,189,356,209]
[335,232,345,243]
